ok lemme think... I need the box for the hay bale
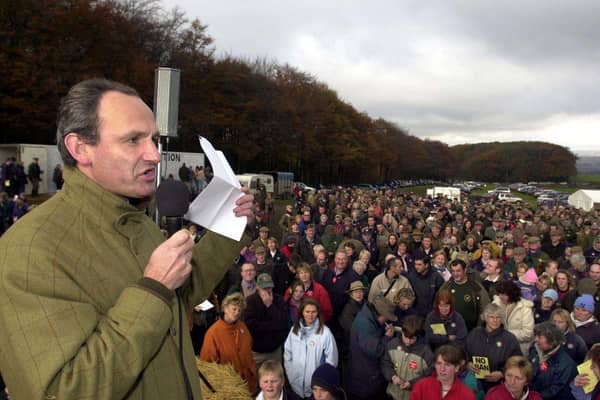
[196,359,252,400]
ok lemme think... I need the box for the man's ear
[64,133,92,166]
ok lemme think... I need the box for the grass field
[574,175,600,184]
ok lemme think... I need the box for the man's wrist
[136,277,175,305]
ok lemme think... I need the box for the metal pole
[155,138,163,226]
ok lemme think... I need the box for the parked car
[295,181,316,193]
[496,192,523,203]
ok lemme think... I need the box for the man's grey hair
[482,303,505,322]
[56,78,139,167]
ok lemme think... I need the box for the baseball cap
[256,273,274,289]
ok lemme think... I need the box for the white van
[235,173,274,196]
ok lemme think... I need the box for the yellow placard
[472,356,490,379]
[577,360,599,394]
[430,323,447,335]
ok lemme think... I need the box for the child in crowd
[381,315,433,400]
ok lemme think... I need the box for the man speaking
[0,78,255,399]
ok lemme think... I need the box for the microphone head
[156,179,190,217]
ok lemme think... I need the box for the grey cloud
[163,0,600,150]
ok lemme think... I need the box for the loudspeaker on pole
[154,67,181,137]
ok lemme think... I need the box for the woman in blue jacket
[284,298,338,399]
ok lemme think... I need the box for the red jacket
[410,373,475,400]
[484,383,542,400]
[284,281,333,322]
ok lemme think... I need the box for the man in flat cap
[253,225,270,249]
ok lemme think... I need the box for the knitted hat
[574,294,595,313]
[542,289,558,302]
[523,268,538,285]
[311,363,343,399]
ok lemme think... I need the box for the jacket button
[170,327,177,337]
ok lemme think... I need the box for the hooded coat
[493,296,535,356]
[283,319,338,398]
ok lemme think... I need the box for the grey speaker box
[154,67,181,137]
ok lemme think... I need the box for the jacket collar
[62,167,150,236]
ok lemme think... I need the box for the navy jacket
[321,267,360,318]
[407,266,444,316]
[529,345,577,400]
[346,304,392,398]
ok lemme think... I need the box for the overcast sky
[161,0,600,154]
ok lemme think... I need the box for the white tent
[568,190,600,211]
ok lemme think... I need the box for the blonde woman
[200,293,257,393]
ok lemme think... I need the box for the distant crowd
[194,185,600,400]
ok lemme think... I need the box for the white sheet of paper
[184,137,246,241]
[196,299,215,311]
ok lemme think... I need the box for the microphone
[156,179,190,237]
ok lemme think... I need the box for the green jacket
[0,167,248,400]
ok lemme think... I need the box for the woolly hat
[542,289,558,303]
[311,363,343,399]
[522,268,538,285]
[574,294,595,313]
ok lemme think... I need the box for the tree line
[0,0,577,184]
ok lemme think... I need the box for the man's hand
[235,187,255,226]
[144,229,194,290]
[257,287,273,308]
[391,375,403,386]
[468,362,479,374]
[384,323,395,338]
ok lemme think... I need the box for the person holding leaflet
[0,78,255,400]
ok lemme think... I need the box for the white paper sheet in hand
[184,137,246,241]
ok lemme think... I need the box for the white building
[568,190,600,211]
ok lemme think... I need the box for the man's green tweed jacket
[0,167,248,399]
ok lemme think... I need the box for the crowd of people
[194,185,600,399]
[1,158,65,236]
